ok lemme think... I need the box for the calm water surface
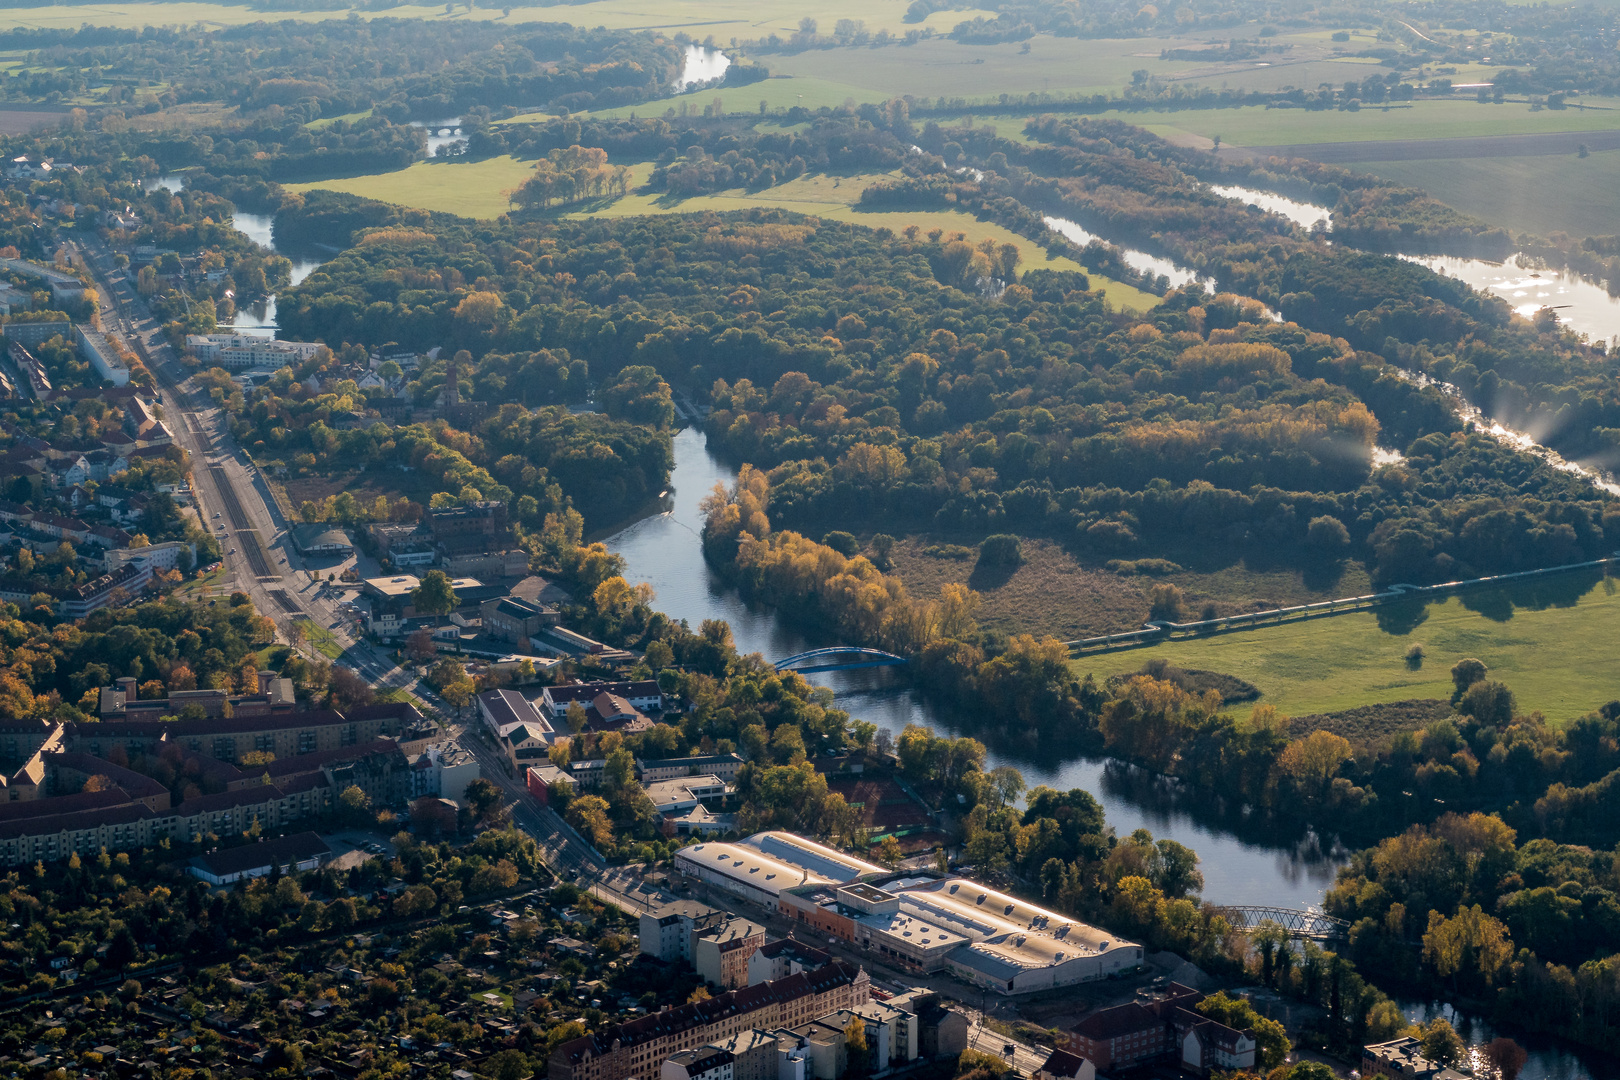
[410,116,464,157]
[143,175,322,337]
[1406,253,1620,345]
[674,45,730,92]
[605,427,1620,1078]
[1042,215,1209,289]
[225,210,323,337]
[605,428,1349,909]
[1210,184,1332,232]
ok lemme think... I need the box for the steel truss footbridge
[773,647,908,674]
[1209,906,1349,940]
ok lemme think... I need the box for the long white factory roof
[739,831,885,882]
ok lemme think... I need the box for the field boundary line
[1067,552,1620,655]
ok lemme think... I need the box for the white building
[409,742,481,805]
[645,774,729,814]
[660,1048,733,1080]
[639,900,726,962]
[0,256,86,304]
[105,540,195,573]
[185,333,323,370]
[476,689,555,743]
[674,835,884,913]
[73,326,130,386]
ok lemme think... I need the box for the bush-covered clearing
[1287,698,1455,743]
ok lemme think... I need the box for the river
[605,426,1618,1080]
[605,427,1350,909]
[1041,214,1208,289]
[410,117,465,158]
[145,174,324,337]
[223,210,324,336]
[1404,252,1620,346]
[674,45,730,92]
[1210,183,1332,233]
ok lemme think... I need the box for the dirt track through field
[1223,127,1620,162]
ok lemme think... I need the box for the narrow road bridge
[774,647,907,674]
[1209,906,1350,940]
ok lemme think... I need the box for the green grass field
[1128,98,1620,147]
[285,155,535,219]
[761,36,1196,101]
[307,110,372,130]
[1082,572,1620,722]
[1347,149,1620,237]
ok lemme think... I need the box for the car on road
[228,548,236,554]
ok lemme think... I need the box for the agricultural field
[307,110,373,130]
[1347,149,1620,237]
[1088,571,1620,722]
[1127,97,1620,148]
[745,28,1443,104]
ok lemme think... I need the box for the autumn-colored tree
[566,794,613,849]
[1423,904,1513,990]
[1277,730,1352,801]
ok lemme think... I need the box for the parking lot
[322,830,399,870]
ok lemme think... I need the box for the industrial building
[673,834,884,912]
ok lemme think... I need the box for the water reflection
[224,211,323,337]
[1398,998,1620,1080]
[674,45,730,92]
[1388,367,1620,495]
[1042,214,1209,289]
[1406,252,1620,346]
[409,117,464,157]
[1210,183,1332,233]
[604,427,1350,909]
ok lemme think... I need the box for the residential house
[693,918,766,990]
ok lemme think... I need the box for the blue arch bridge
[773,647,908,674]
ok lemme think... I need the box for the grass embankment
[1348,151,1620,237]
[289,158,1160,310]
[1084,572,1620,722]
[296,619,345,661]
[887,536,1375,641]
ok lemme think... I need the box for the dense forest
[262,185,1616,588]
[0,19,683,120]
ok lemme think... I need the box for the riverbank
[605,426,1356,909]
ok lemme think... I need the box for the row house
[549,961,871,1080]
